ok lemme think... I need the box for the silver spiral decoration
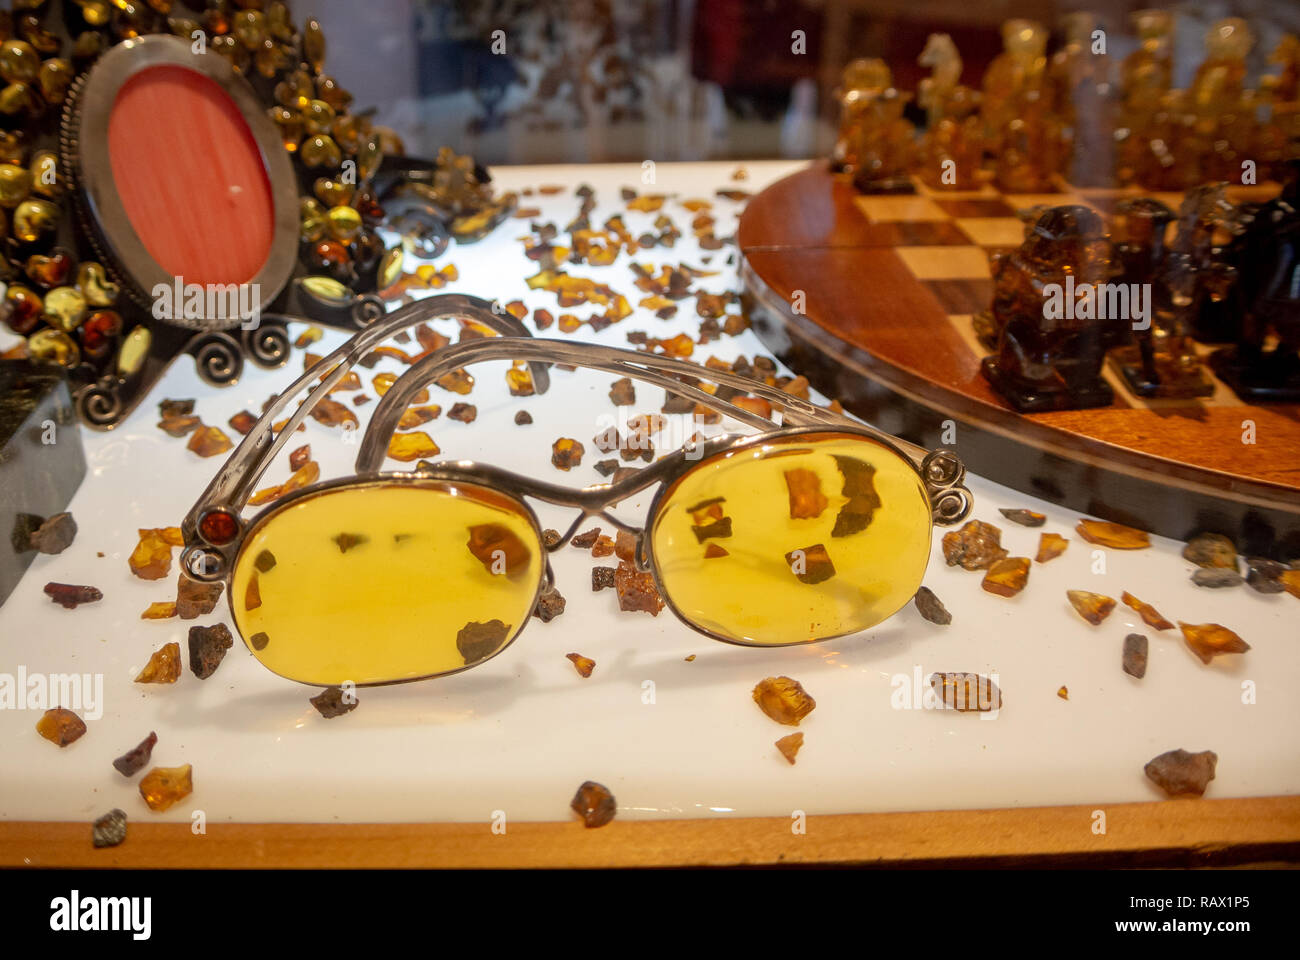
[77,381,123,428]
[350,293,386,328]
[191,332,243,386]
[243,320,291,368]
[921,448,972,525]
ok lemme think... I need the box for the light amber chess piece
[915,33,983,190]
[1260,34,1300,180]
[1118,9,1174,186]
[832,58,893,173]
[1051,12,1118,187]
[981,19,1048,155]
[1190,18,1257,183]
[847,84,916,195]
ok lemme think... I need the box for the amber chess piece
[1210,160,1300,402]
[1169,182,1246,344]
[1189,19,1257,183]
[848,86,916,195]
[981,19,1049,156]
[994,86,1065,192]
[915,33,983,190]
[1106,197,1215,398]
[980,206,1125,412]
[1050,12,1119,187]
[832,58,893,173]
[1117,9,1174,186]
[1259,35,1300,181]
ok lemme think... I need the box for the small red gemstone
[199,510,239,545]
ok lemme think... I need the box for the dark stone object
[188,623,234,679]
[92,809,128,848]
[112,731,158,778]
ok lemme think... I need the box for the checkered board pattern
[853,178,1282,411]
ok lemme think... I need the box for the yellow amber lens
[650,431,932,645]
[230,480,543,685]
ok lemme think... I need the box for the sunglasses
[180,294,972,687]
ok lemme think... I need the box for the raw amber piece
[942,520,1009,570]
[551,437,584,471]
[135,642,181,683]
[784,468,828,520]
[188,624,234,679]
[1123,633,1149,678]
[448,402,477,423]
[981,557,1030,597]
[112,731,157,777]
[930,672,1002,712]
[913,586,951,625]
[387,432,440,462]
[572,528,601,549]
[1076,519,1150,549]
[1066,589,1116,625]
[294,325,323,348]
[785,543,836,585]
[157,414,201,437]
[1179,622,1250,664]
[289,444,311,471]
[566,653,596,678]
[1121,592,1174,631]
[752,676,817,725]
[1181,533,1237,569]
[1144,749,1217,797]
[533,587,566,622]
[140,601,176,620]
[1057,686,1069,700]
[139,765,193,812]
[571,781,616,828]
[36,708,86,746]
[129,529,174,580]
[310,686,357,718]
[733,396,772,418]
[43,582,102,608]
[614,560,663,615]
[1000,507,1046,527]
[397,406,441,430]
[436,369,474,394]
[176,573,223,619]
[776,732,805,765]
[309,398,358,428]
[1281,570,1300,599]
[506,364,534,396]
[187,425,233,458]
[1035,532,1069,563]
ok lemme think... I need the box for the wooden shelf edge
[4,795,1298,868]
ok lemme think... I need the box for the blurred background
[311,0,1300,164]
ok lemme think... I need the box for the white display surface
[1,161,1295,827]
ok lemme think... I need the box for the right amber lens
[650,431,932,645]
[230,480,543,685]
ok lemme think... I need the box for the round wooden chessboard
[737,162,1300,555]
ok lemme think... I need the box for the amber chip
[752,676,816,726]
[1179,622,1250,664]
[310,686,358,718]
[551,437,584,471]
[112,732,157,777]
[614,529,637,562]
[227,410,257,435]
[571,780,616,828]
[942,520,1009,570]
[186,425,233,458]
[1121,592,1173,631]
[140,601,177,620]
[43,582,103,609]
[310,398,359,429]
[1281,569,1300,599]
[436,368,474,395]
[913,586,951,625]
[139,764,193,812]
[188,623,234,679]
[289,444,311,471]
[614,560,664,615]
[128,528,174,580]
[609,377,635,406]
[135,642,181,683]
[447,402,477,423]
[981,557,1030,597]
[533,587,566,623]
[785,543,836,584]
[1123,633,1148,678]
[36,707,86,747]
[999,508,1046,527]
[1075,519,1150,549]
[930,672,1002,712]
[176,573,223,619]
[566,653,596,678]
[1066,589,1116,625]
[784,468,828,520]
[1144,749,1217,797]
[158,414,201,437]
[388,432,440,462]
[1035,533,1069,563]
[591,535,615,558]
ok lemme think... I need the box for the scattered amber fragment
[1057,686,1069,700]
[176,573,222,619]
[36,708,86,747]
[592,567,616,591]
[128,529,174,581]
[157,414,201,437]
[187,425,232,458]
[615,529,637,562]
[752,676,817,726]
[289,444,311,471]
[533,588,566,623]
[609,377,635,406]
[785,543,836,584]
[1179,622,1250,665]
[1000,508,1046,527]
[140,601,176,620]
[776,732,805,765]
[310,686,358,718]
[388,432,440,462]
[783,468,828,521]
[571,780,616,828]
[228,410,256,435]
[1076,519,1149,549]
[704,543,729,559]
[1035,532,1069,563]
[572,528,601,549]
[448,402,477,423]
[188,623,234,679]
[294,325,323,348]
[139,765,193,812]
[506,364,535,396]
[1144,749,1217,797]
[942,520,1009,570]
[981,557,1030,597]
[113,732,157,778]
[436,368,474,394]
[551,437,584,471]
[1067,589,1116,625]
[566,653,596,678]
[43,582,102,608]
[1123,633,1148,678]
[733,396,772,418]
[592,535,615,558]
[92,809,128,849]
[1182,533,1237,569]
[615,560,663,615]
[135,642,181,684]
[1121,592,1173,631]
[914,586,951,625]
[930,672,1002,712]
[310,398,358,429]
[1281,570,1300,599]
[397,405,441,430]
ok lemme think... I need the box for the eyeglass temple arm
[183,294,550,532]
[354,336,930,474]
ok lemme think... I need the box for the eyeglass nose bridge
[547,509,650,571]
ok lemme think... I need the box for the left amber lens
[230,480,543,685]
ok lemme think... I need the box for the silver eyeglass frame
[180,294,972,681]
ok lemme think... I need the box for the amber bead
[0,162,30,207]
[25,251,71,288]
[315,74,352,111]
[309,239,350,273]
[27,328,79,366]
[313,177,354,209]
[80,310,122,359]
[28,150,58,197]
[4,283,42,333]
[299,196,327,242]
[0,39,39,85]
[271,105,304,151]
[77,262,120,306]
[326,204,361,242]
[42,286,87,332]
[199,510,239,545]
[303,16,326,71]
[302,98,335,135]
[13,197,57,242]
[300,134,341,169]
[275,69,312,109]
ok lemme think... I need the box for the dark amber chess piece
[1107,198,1215,398]
[1209,160,1300,402]
[1169,183,1246,344]
[1051,12,1119,187]
[980,206,1125,411]
[832,58,892,173]
[915,34,983,190]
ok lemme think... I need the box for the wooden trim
[6,796,1299,868]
